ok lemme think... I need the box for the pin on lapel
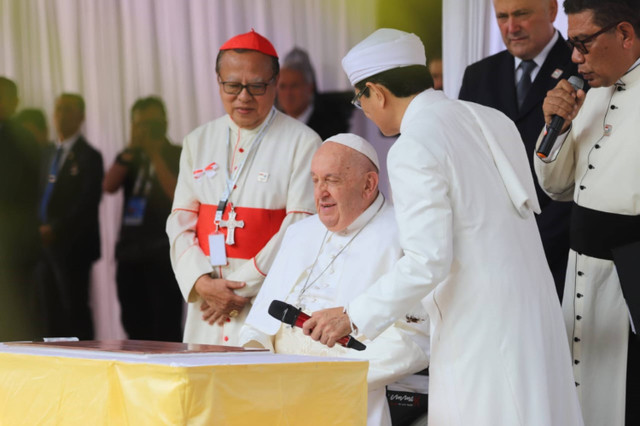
[551,69,563,79]
[205,162,219,178]
[257,172,269,182]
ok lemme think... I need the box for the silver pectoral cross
[219,207,244,245]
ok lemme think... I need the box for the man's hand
[543,79,587,134]
[194,274,249,326]
[302,307,353,348]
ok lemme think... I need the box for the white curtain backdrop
[0,0,376,339]
[443,0,569,98]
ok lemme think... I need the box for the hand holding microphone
[537,76,586,159]
[268,300,366,351]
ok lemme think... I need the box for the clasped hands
[195,274,249,326]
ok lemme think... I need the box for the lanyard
[214,107,277,224]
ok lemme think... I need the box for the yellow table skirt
[0,352,368,425]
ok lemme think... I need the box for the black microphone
[537,75,584,159]
[268,300,366,351]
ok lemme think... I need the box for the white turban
[342,28,426,86]
[323,133,380,170]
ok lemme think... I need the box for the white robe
[348,90,583,425]
[167,109,321,346]
[242,194,430,426]
[534,62,640,426]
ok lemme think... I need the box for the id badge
[123,196,147,226]
[209,233,228,266]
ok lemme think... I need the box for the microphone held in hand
[537,75,585,159]
[268,300,366,351]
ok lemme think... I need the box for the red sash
[196,204,286,259]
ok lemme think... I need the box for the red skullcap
[219,29,278,58]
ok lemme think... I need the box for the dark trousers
[0,269,43,341]
[36,252,94,340]
[116,258,183,342]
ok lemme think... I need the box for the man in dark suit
[0,77,42,341]
[37,93,103,340]
[459,0,578,298]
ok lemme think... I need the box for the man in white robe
[241,134,429,426]
[534,2,640,424]
[166,30,321,346]
[303,29,584,425]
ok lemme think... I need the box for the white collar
[56,132,80,154]
[620,57,640,83]
[333,192,385,237]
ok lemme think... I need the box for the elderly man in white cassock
[241,133,430,426]
[303,29,584,425]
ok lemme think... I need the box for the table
[0,341,368,425]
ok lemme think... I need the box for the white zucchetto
[323,133,380,170]
[342,28,426,86]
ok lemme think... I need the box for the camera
[145,119,166,140]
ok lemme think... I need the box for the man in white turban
[241,133,429,426]
[303,29,584,425]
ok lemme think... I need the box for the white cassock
[535,61,640,426]
[167,108,321,346]
[347,90,584,425]
[242,194,430,426]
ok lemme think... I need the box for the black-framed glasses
[567,21,621,55]
[218,76,275,96]
[351,86,370,109]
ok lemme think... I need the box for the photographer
[104,96,183,341]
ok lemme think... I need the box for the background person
[36,93,103,340]
[104,96,183,342]
[428,57,443,90]
[0,77,41,341]
[277,47,353,140]
[16,108,49,147]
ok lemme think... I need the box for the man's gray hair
[281,47,317,87]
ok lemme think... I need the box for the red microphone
[268,300,366,351]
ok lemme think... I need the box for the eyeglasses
[351,86,370,109]
[567,21,621,55]
[218,76,275,96]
